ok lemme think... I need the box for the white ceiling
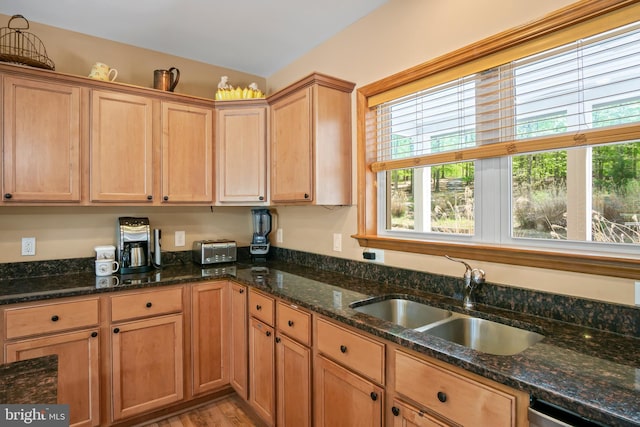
[0,0,389,77]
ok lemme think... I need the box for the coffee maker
[250,208,272,261]
[117,217,155,274]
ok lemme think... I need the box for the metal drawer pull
[437,391,447,403]
[340,345,347,353]
[51,315,59,322]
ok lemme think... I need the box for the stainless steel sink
[423,316,544,356]
[351,298,453,330]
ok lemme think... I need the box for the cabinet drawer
[395,350,517,427]
[4,298,99,340]
[249,290,275,326]
[276,302,311,346]
[111,287,183,322]
[316,318,384,384]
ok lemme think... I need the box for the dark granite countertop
[0,355,58,404]
[0,261,638,426]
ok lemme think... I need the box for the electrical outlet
[276,228,283,243]
[21,237,36,256]
[363,248,384,263]
[175,231,185,247]
[635,281,640,306]
[332,233,342,252]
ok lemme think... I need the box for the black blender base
[251,254,269,262]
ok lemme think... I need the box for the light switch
[175,231,185,247]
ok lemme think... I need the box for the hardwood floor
[140,395,264,427]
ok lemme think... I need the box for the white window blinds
[371,18,640,173]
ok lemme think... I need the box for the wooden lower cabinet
[392,349,528,427]
[230,282,248,399]
[110,314,184,421]
[191,281,229,395]
[248,317,275,426]
[314,354,383,427]
[5,329,100,427]
[276,333,311,427]
[390,399,448,427]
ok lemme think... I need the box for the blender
[250,208,272,260]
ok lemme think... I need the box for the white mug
[95,259,119,276]
[95,275,120,288]
[88,62,118,82]
[94,245,116,260]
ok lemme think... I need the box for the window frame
[354,0,640,279]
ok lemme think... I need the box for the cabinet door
[315,355,383,427]
[248,317,275,426]
[230,283,248,399]
[390,399,449,427]
[216,105,268,204]
[90,90,154,202]
[276,333,311,427]
[161,102,213,203]
[270,87,313,203]
[111,314,183,421]
[191,281,229,395]
[5,329,100,427]
[2,76,81,202]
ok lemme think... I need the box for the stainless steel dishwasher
[529,400,608,427]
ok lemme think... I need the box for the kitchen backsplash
[0,246,637,337]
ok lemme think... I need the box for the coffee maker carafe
[117,217,153,274]
[250,208,272,260]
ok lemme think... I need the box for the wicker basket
[0,14,55,70]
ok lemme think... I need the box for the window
[356,1,640,278]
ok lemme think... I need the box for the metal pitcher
[154,67,180,92]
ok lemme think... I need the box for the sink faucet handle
[470,268,485,287]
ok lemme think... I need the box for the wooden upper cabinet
[90,90,154,202]
[161,102,213,203]
[270,87,313,203]
[215,100,268,204]
[2,76,82,202]
[268,73,355,205]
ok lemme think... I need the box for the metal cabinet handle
[256,305,262,311]
[391,406,400,416]
[275,337,281,343]
[370,392,378,401]
[288,320,294,327]
[239,289,245,294]
[437,391,447,403]
[4,193,12,199]
[163,196,169,201]
[266,331,271,337]
[91,331,98,338]
[340,345,347,353]
[146,302,152,308]
[113,328,120,334]
[147,195,153,200]
[51,315,59,322]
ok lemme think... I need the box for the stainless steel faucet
[445,255,485,310]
